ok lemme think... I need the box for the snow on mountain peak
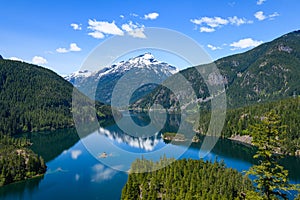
[94,53,178,79]
[128,53,158,65]
[64,53,180,103]
[142,52,154,59]
[73,69,92,77]
[64,69,92,79]
[65,53,179,83]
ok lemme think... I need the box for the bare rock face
[0,55,3,60]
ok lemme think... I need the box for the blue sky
[1,0,299,75]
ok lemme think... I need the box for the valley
[0,29,300,199]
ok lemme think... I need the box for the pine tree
[247,111,299,199]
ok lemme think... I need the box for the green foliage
[0,59,74,135]
[0,59,115,136]
[122,157,254,200]
[244,190,264,200]
[247,111,300,199]
[0,134,46,186]
[0,59,116,186]
[131,30,300,154]
[132,30,300,109]
[199,97,300,155]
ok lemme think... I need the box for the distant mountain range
[64,53,178,104]
[131,30,300,110]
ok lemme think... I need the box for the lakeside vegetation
[129,30,300,156]
[246,111,300,199]
[1,29,300,197]
[0,59,115,136]
[121,157,254,200]
[122,112,300,199]
[0,59,115,186]
[198,96,300,155]
[162,132,200,143]
[0,134,46,186]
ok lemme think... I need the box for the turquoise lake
[1,114,300,200]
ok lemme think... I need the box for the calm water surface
[1,114,300,200]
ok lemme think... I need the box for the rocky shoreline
[229,135,253,146]
[229,134,300,156]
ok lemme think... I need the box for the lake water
[1,114,300,200]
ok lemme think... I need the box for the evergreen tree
[121,158,254,200]
[247,111,299,199]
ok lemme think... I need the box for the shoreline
[0,173,45,188]
[229,135,253,147]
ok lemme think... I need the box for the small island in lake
[162,132,201,143]
[192,135,200,143]
[98,152,113,158]
[99,152,108,158]
[162,132,186,142]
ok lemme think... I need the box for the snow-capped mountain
[64,69,93,86]
[65,53,179,104]
[96,53,178,78]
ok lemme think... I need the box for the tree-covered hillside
[198,96,300,155]
[121,157,254,200]
[0,59,113,136]
[0,58,115,186]
[0,135,46,186]
[132,30,300,110]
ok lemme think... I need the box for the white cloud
[144,12,159,20]
[191,17,228,28]
[207,44,222,51]
[254,11,266,21]
[191,16,252,32]
[257,0,266,5]
[69,43,81,51]
[56,43,81,53]
[269,12,280,19]
[9,57,24,62]
[121,23,132,32]
[91,164,117,182]
[32,56,47,65]
[56,48,68,53]
[120,15,124,19]
[71,150,82,160]
[88,31,105,39]
[230,38,263,50]
[121,21,146,38]
[70,23,82,30]
[228,16,253,26]
[200,27,215,33]
[254,11,279,21]
[88,19,124,39]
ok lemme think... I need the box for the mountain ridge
[65,53,179,104]
[131,30,300,110]
[0,58,113,136]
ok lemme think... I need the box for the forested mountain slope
[132,30,300,110]
[0,59,113,136]
[0,58,114,186]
